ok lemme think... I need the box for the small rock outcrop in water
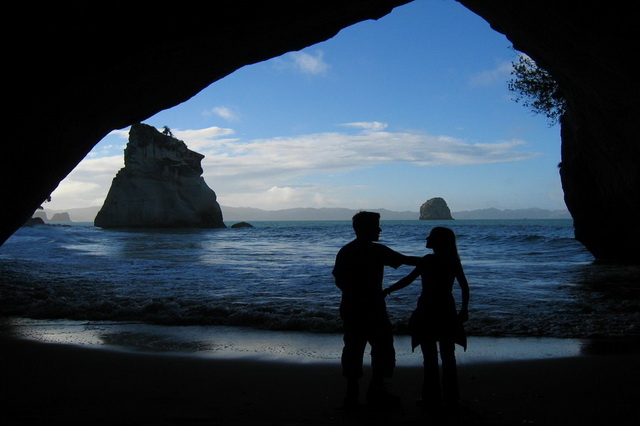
[95,123,225,229]
[23,217,45,227]
[32,210,48,221]
[230,221,254,229]
[50,212,71,222]
[419,197,454,220]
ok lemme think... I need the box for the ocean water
[1,219,639,345]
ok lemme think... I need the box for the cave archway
[46,1,563,226]
[3,0,639,262]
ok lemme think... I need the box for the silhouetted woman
[382,227,469,412]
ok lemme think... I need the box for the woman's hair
[429,226,460,260]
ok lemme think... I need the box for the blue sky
[47,0,565,213]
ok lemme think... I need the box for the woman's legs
[439,339,459,409]
[420,339,459,409]
[420,341,442,407]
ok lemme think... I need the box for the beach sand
[2,330,639,426]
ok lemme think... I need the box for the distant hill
[452,207,571,220]
[43,205,571,223]
[219,206,419,221]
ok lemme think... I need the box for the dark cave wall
[458,0,640,262]
[3,1,410,245]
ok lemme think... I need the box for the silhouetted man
[332,211,421,409]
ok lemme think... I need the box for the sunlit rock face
[94,124,225,229]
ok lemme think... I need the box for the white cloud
[171,126,238,151]
[68,155,124,175]
[216,184,348,210]
[51,179,100,196]
[110,129,130,139]
[200,125,536,179]
[469,60,514,87]
[47,123,539,211]
[47,155,124,210]
[206,106,239,122]
[292,50,329,74]
[341,121,388,132]
[273,50,329,75]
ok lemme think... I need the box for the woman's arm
[456,263,470,322]
[382,266,421,297]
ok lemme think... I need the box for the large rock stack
[419,197,453,220]
[95,123,225,229]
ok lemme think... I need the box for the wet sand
[2,328,639,425]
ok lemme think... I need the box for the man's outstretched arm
[402,255,423,266]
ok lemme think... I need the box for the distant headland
[40,205,571,223]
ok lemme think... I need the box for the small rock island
[95,123,225,229]
[419,197,454,220]
[50,212,71,222]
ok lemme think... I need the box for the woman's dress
[407,253,467,351]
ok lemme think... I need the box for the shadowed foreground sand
[1,336,639,425]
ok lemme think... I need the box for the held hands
[383,279,404,297]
